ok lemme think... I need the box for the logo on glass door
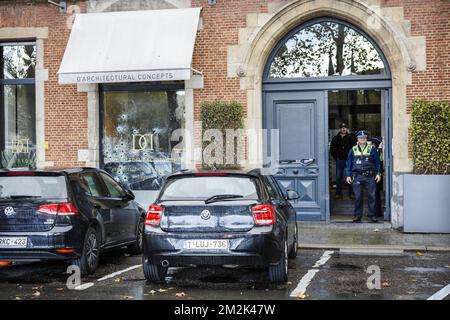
[132,134,155,151]
[10,139,30,154]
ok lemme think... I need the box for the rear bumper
[0,250,78,262]
[0,226,81,262]
[143,227,282,267]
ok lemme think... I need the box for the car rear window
[160,176,260,201]
[0,175,68,199]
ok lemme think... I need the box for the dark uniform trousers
[352,174,377,218]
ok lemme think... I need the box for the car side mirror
[286,189,300,200]
[124,189,135,201]
[119,183,135,201]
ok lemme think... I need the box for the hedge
[200,101,244,168]
[411,99,450,174]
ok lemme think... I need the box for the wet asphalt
[0,249,448,300]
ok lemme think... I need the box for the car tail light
[145,204,164,226]
[55,249,75,254]
[37,203,79,216]
[252,204,275,225]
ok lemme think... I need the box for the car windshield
[160,176,260,201]
[0,175,68,200]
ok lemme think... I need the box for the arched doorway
[262,17,392,222]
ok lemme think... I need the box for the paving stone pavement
[298,222,450,251]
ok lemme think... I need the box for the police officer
[345,131,381,223]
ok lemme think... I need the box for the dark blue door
[264,91,328,221]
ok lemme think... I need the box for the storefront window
[268,21,386,78]
[0,42,36,168]
[101,86,185,206]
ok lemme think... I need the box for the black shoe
[352,217,362,223]
[369,217,379,223]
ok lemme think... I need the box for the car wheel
[142,255,167,283]
[288,223,298,259]
[268,237,288,283]
[126,218,144,255]
[72,227,100,275]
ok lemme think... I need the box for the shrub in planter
[404,99,450,233]
[200,101,244,169]
[411,99,450,174]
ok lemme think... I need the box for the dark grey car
[142,169,300,283]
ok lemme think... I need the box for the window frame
[263,17,391,84]
[80,171,108,198]
[98,171,126,199]
[98,81,185,177]
[0,41,37,153]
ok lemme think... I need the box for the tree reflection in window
[2,45,36,79]
[268,21,385,78]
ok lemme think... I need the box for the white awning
[58,8,201,84]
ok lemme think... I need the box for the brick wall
[381,0,449,158]
[381,0,450,109]
[0,0,448,167]
[0,0,88,167]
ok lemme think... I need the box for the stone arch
[239,0,416,172]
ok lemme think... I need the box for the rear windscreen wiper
[204,194,243,204]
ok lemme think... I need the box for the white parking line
[72,264,142,291]
[312,250,334,268]
[290,250,334,298]
[74,282,95,291]
[97,264,142,282]
[427,284,450,300]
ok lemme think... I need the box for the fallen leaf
[148,290,157,295]
[374,228,379,232]
[415,251,424,257]
[15,297,21,300]
[114,277,122,283]
[158,288,168,293]
[175,292,186,297]
[296,292,308,300]
[33,291,41,297]
[121,295,134,300]
[382,281,391,288]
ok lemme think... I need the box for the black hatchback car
[0,168,146,274]
[142,169,300,283]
